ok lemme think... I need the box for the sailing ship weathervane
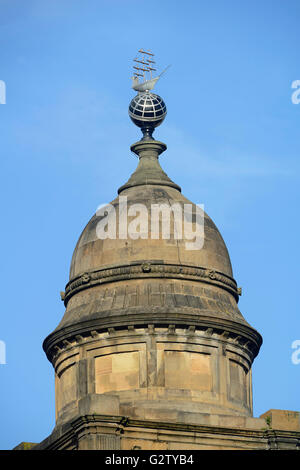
[129,49,170,141]
[131,49,170,92]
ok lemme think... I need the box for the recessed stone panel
[56,364,77,413]
[229,359,247,404]
[164,351,212,391]
[95,351,140,394]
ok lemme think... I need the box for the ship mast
[133,49,156,83]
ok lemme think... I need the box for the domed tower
[37,52,267,450]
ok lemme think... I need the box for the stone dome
[69,181,233,280]
[69,141,232,281]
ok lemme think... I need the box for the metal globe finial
[128,91,167,141]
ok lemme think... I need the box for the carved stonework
[64,261,239,306]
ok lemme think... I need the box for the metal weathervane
[129,49,169,141]
[131,49,170,92]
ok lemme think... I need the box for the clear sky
[0,0,299,449]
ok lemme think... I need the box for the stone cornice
[33,413,300,450]
[64,261,239,306]
[43,319,262,366]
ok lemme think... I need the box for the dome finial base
[117,139,181,194]
[141,124,155,141]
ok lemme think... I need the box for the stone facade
[16,139,300,450]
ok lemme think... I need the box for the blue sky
[0,0,299,449]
